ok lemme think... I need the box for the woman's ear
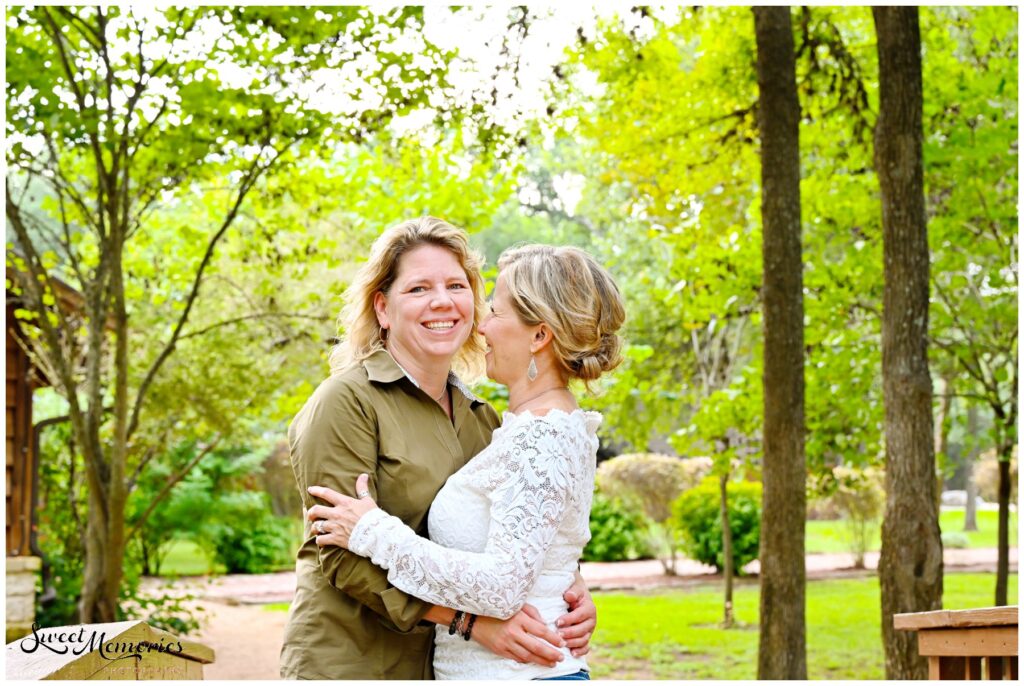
[373,292,389,330]
[530,323,554,354]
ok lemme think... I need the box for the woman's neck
[507,370,573,415]
[385,344,450,399]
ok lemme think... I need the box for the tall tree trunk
[872,7,944,680]
[719,473,734,629]
[962,404,978,532]
[754,6,807,679]
[994,447,1011,605]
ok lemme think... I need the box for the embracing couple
[280,217,625,680]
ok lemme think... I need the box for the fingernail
[556,619,564,627]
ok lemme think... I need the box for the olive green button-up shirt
[280,350,500,680]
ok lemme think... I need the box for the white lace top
[348,408,601,680]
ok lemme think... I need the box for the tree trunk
[79,478,125,623]
[963,403,978,532]
[872,7,944,680]
[753,6,807,679]
[719,473,734,629]
[995,451,1010,605]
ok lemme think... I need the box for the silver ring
[357,490,371,499]
[315,520,325,535]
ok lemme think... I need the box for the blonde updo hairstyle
[497,244,625,390]
[329,217,487,380]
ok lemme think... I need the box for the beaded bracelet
[448,610,464,636]
[463,613,477,641]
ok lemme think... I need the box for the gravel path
[161,547,1014,680]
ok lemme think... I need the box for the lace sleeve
[347,419,575,619]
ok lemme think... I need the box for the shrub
[583,491,652,562]
[974,449,1017,504]
[205,493,296,574]
[672,477,762,572]
[597,453,712,573]
[598,453,712,522]
[830,466,885,569]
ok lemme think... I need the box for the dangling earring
[527,355,538,382]
[379,326,389,343]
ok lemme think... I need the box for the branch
[6,186,79,400]
[126,143,287,441]
[178,312,332,342]
[520,200,598,235]
[127,445,158,493]
[39,7,111,232]
[125,435,223,539]
[55,6,103,51]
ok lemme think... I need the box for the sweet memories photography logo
[18,623,185,662]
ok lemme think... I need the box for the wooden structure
[6,268,104,640]
[5,620,214,680]
[894,605,1018,680]
[6,298,45,641]
[6,301,42,558]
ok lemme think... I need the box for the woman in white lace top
[308,244,625,680]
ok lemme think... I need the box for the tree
[872,7,943,679]
[920,6,1018,604]
[5,5,452,622]
[753,6,807,680]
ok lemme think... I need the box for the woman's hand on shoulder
[306,474,378,549]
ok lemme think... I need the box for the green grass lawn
[262,573,1015,679]
[158,539,224,576]
[589,572,1017,680]
[805,509,1016,555]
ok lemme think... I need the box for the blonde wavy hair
[329,217,488,380]
[497,244,626,390]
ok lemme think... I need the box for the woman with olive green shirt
[280,350,500,679]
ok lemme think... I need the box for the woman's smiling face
[374,244,475,368]
[478,274,535,386]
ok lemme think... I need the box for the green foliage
[205,493,296,574]
[974,449,1018,504]
[923,6,1018,463]
[596,453,711,572]
[582,491,652,562]
[543,5,1015,490]
[597,453,712,523]
[129,445,299,576]
[810,466,885,567]
[34,421,86,627]
[672,477,762,572]
[35,422,200,631]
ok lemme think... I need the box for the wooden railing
[894,606,1018,680]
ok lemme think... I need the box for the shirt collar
[363,349,485,405]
